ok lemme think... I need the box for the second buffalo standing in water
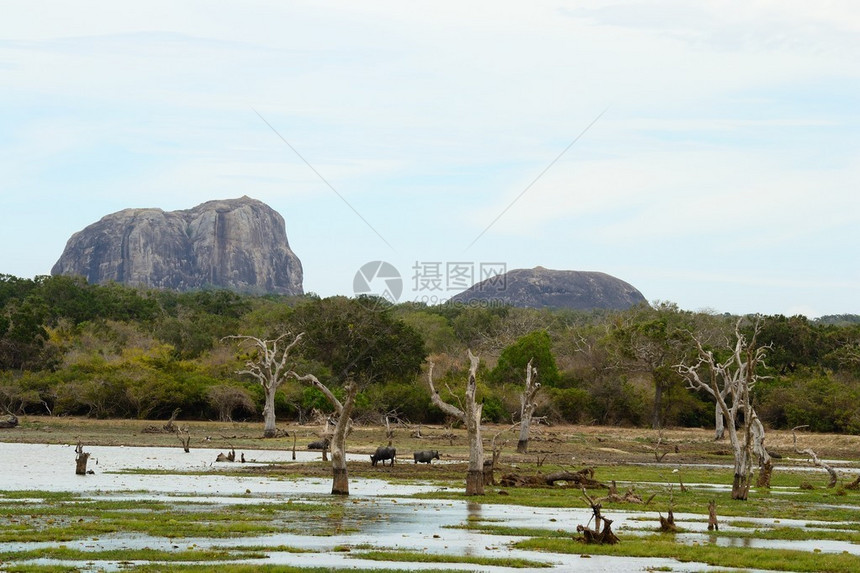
[370,446,396,466]
[413,450,440,464]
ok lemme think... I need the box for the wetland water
[0,442,848,572]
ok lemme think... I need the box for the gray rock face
[450,266,646,310]
[52,196,303,295]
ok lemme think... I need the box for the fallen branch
[499,467,604,488]
[601,481,644,503]
[792,425,837,488]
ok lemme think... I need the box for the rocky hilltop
[450,266,646,310]
[52,196,303,295]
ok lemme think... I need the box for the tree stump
[177,431,191,453]
[579,488,619,544]
[75,443,90,475]
[707,499,719,531]
[0,414,18,429]
[658,510,677,533]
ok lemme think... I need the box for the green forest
[2,273,859,433]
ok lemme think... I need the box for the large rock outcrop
[52,196,303,295]
[450,266,646,310]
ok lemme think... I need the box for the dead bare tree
[223,332,304,438]
[517,359,541,454]
[163,408,181,433]
[578,488,619,544]
[382,410,404,441]
[485,426,515,485]
[291,372,357,495]
[792,425,838,488]
[677,318,771,500]
[428,350,484,495]
[651,427,675,462]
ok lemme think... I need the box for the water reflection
[465,500,482,556]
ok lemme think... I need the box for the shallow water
[0,442,853,572]
[5,441,436,496]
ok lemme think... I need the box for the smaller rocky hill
[52,196,303,295]
[450,266,646,310]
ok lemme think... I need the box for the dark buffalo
[307,438,330,450]
[370,446,396,466]
[413,450,440,464]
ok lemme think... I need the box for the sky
[1,1,858,318]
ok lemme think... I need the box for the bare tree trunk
[714,402,725,440]
[751,415,772,488]
[292,372,356,496]
[730,423,754,500]
[464,357,484,495]
[330,383,358,495]
[517,360,540,454]
[262,384,278,438]
[428,350,484,495]
[652,379,664,430]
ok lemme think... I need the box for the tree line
[2,273,859,435]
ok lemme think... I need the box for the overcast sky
[2,1,858,317]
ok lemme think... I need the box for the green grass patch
[515,535,860,572]
[0,546,265,563]
[0,493,360,543]
[353,549,552,568]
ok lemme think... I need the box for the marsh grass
[2,566,466,573]
[352,549,552,568]
[0,546,266,562]
[3,420,860,571]
[515,536,860,573]
[0,495,357,543]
